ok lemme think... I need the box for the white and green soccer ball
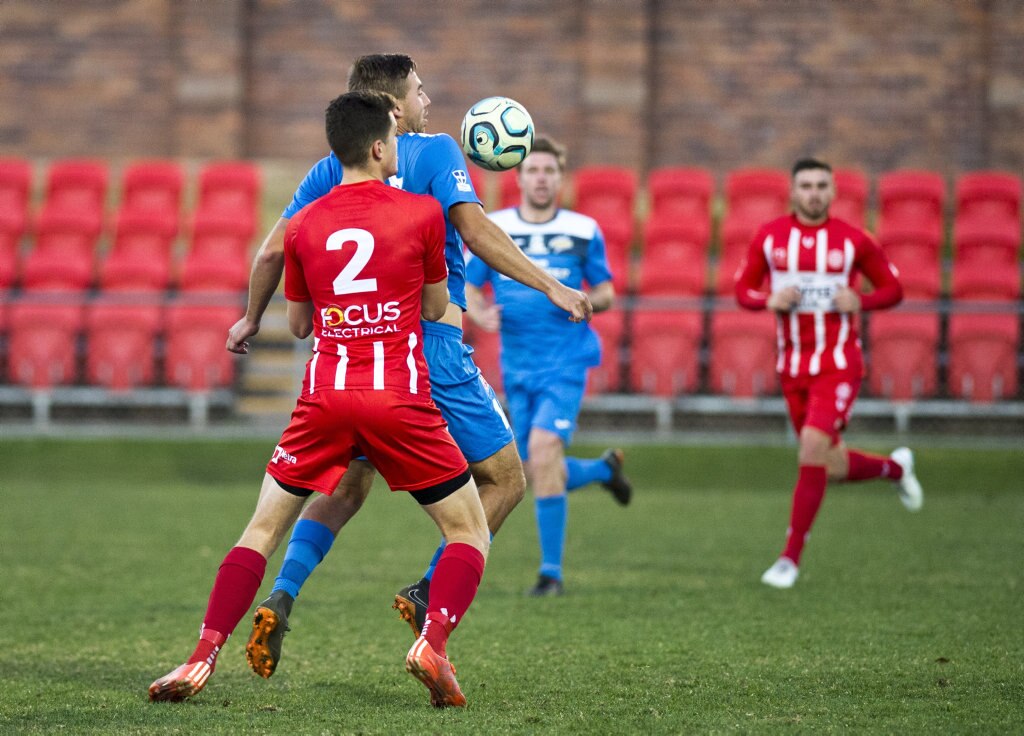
[460,97,535,171]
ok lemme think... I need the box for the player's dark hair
[325,91,396,168]
[792,157,832,177]
[523,136,567,171]
[348,54,417,99]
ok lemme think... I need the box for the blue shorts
[422,321,514,463]
[505,367,587,461]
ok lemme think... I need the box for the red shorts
[266,389,469,495]
[780,369,862,444]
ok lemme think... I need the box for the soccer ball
[460,97,535,171]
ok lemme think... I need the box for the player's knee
[797,427,831,466]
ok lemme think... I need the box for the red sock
[781,465,827,565]
[847,450,903,481]
[188,546,267,666]
[423,543,485,657]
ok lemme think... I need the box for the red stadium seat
[20,209,100,292]
[708,310,779,397]
[714,247,749,297]
[586,308,625,394]
[637,218,710,296]
[194,161,261,238]
[952,219,1020,266]
[877,170,945,229]
[119,160,185,235]
[647,167,714,224]
[178,255,250,293]
[572,167,638,247]
[866,311,940,400]
[99,209,177,292]
[463,321,503,395]
[178,209,254,291]
[832,168,869,228]
[7,298,86,388]
[724,168,789,225]
[628,310,703,396]
[85,300,163,390]
[876,220,943,298]
[947,313,1019,402]
[951,260,1021,301]
[719,215,761,262]
[0,158,33,238]
[0,226,19,289]
[164,301,239,390]
[39,159,108,233]
[955,171,1020,225]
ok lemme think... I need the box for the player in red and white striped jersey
[150,91,486,708]
[735,158,924,589]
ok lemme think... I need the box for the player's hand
[549,283,593,323]
[833,287,861,313]
[767,286,801,312]
[473,304,502,332]
[226,316,260,354]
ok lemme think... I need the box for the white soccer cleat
[761,557,799,589]
[890,447,923,512]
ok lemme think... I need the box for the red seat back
[638,218,710,296]
[952,219,1020,266]
[951,261,1021,301]
[955,171,1020,224]
[0,158,33,236]
[7,299,85,387]
[628,310,703,396]
[85,301,163,390]
[867,312,940,400]
[709,310,779,397]
[877,170,945,228]
[724,168,789,226]
[832,168,869,227]
[647,167,714,223]
[947,314,1020,402]
[164,302,239,390]
[586,308,625,394]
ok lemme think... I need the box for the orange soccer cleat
[405,636,466,708]
[148,661,213,702]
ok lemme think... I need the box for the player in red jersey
[149,91,487,708]
[734,158,924,589]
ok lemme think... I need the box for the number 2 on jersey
[327,228,377,295]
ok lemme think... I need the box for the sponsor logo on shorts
[271,445,297,465]
[835,381,852,413]
[554,419,572,430]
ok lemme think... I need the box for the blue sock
[565,456,613,492]
[422,538,447,582]
[423,532,494,581]
[272,519,336,599]
[535,495,567,580]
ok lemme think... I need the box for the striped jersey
[734,214,902,378]
[284,180,448,395]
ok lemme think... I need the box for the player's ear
[371,138,385,162]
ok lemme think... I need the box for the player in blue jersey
[464,137,633,596]
[226,55,592,677]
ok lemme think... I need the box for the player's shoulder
[828,216,876,244]
[388,185,444,217]
[555,208,601,236]
[401,131,460,155]
[487,206,520,227]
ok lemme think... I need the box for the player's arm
[587,280,615,313]
[286,299,314,338]
[835,236,904,313]
[450,202,592,323]
[227,219,288,354]
[422,278,450,322]
[226,155,340,354]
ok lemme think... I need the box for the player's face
[518,152,562,211]
[381,114,399,178]
[398,71,430,134]
[791,168,834,224]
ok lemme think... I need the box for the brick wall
[1,0,1021,178]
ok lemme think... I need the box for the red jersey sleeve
[855,232,903,311]
[421,199,448,285]
[734,225,771,310]
[283,213,311,302]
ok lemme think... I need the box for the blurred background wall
[1,0,1022,177]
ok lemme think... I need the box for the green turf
[1,439,1021,734]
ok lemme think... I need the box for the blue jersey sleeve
[422,135,481,212]
[582,225,614,287]
[464,252,493,288]
[281,154,343,219]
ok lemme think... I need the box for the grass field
[1,438,1021,734]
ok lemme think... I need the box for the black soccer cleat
[526,574,564,597]
[246,589,293,679]
[600,448,633,506]
[393,578,430,637]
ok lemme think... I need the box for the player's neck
[794,211,828,227]
[341,167,385,186]
[519,203,557,223]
